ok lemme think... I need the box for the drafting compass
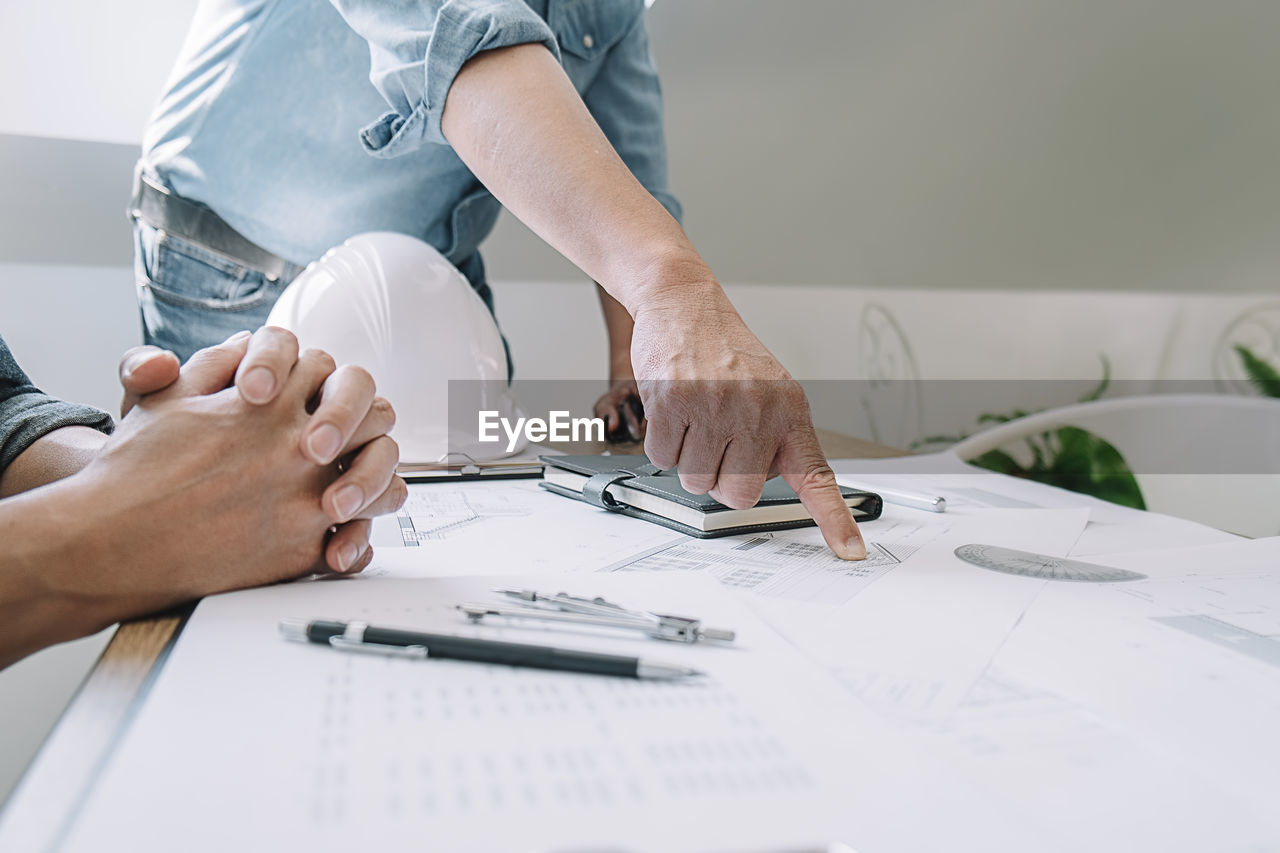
[457,589,737,644]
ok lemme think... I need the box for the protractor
[954,543,1147,583]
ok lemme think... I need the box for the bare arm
[441,45,865,559]
[442,45,699,309]
[0,426,107,498]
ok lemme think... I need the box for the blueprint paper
[368,480,679,577]
[56,467,1280,852]
[988,537,1280,814]
[746,508,1091,719]
[838,663,1280,853]
[819,537,1280,852]
[599,510,961,605]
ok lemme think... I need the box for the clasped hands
[106,327,405,596]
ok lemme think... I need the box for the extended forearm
[441,44,719,315]
[440,46,863,561]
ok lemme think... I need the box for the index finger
[775,428,866,561]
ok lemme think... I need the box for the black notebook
[539,454,882,539]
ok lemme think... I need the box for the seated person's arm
[0,336,114,497]
[0,330,406,669]
[0,338,114,664]
[0,426,108,498]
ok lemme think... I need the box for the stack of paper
[61,575,874,852]
[53,453,1280,851]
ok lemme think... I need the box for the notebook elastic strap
[581,471,636,511]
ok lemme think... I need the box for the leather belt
[129,177,294,281]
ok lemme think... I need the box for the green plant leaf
[1026,432,1059,473]
[956,354,1144,508]
[1039,426,1146,509]
[1235,345,1280,398]
[910,433,971,451]
[978,410,1034,425]
[971,448,1027,476]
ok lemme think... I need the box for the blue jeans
[133,221,306,363]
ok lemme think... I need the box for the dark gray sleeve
[0,334,114,473]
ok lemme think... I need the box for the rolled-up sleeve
[330,0,561,157]
[581,13,682,224]
[0,337,112,474]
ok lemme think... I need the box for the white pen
[851,484,946,513]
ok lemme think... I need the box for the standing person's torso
[141,0,640,266]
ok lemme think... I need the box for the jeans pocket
[134,222,289,361]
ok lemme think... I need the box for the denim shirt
[0,335,112,473]
[141,0,681,269]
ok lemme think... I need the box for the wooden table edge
[0,607,193,849]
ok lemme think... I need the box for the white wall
[5,0,1280,292]
[0,1,195,145]
[0,265,139,414]
[492,0,1280,294]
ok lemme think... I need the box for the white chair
[949,394,1280,538]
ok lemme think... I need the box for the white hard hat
[266,231,526,464]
